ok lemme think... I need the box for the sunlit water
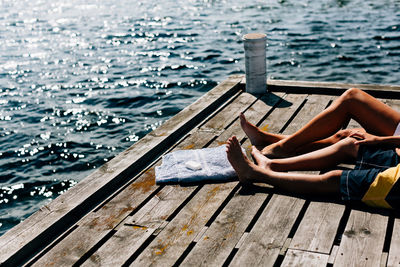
[1,0,399,235]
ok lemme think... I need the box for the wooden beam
[267,79,400,98]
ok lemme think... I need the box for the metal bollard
[243,33,267,95]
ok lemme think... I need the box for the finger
[350,132,363,137]
[351,133,366,141]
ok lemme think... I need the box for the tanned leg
[294,128,365,155]
[267,137,359,172]
[263,88,400,158]
[239,113,287,146]
[240,112,365,155]
[226,136,341,194]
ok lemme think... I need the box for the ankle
[278,139,294,153]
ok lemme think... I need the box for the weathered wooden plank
[328,245,340,265]
[239,90,320,265]
[181,93,311,266]
[387,218,400,267]
[275,93,337,253]
[75,93,262,266]
[338,98,400,267]
[77,134,213,267]
[124,93,277,229]
[29,88,248,266]
[127,94,282,266]
[215,92,287,145]
[173,93,293,265]
[286,94,333,135]
[33,94,255,265]
[28,82,249,266]
[334,210,388,267]
[0,75,243,266]
[230,94,333,266]
[178,93,307,266]
[181,187,267,266]
[252,93,308,136]
[268,79,400,97]
[88,225,156,267]
[35,91,291,266]
[238,75,400,94]
[125,93,278,264]
[179,187,268,266]
[230,194,305,266]
[289,202,345,254]
[382,252,389,267]
[199,90,257,133]
[29,130,216,266]
[29,91,246,266]
[281,249,329,267]
[131,181,239,266]
[285,95,346,256]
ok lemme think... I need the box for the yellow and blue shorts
[340,145,400,209]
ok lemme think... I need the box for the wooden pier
[2,75,400,266]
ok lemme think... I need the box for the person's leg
[240,112,365,155]
[239,113,287,145]
[264,88,400,157]
[226,136,341,194]
[266,137,359,171]
[294,128,365,154]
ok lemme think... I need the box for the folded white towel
[155,145,238,184]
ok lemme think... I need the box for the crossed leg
[243,88,400,158]
[226,136,359,195]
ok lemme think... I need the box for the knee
[339,88,363,104]
[320,170,342,192]
[321,170,342,181]
[325,169,343,177]
[335,137,359,158]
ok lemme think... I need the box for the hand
[350,132,382,145]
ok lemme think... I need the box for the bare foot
[251,146,272,169]
[226,136,257,183]
[239,113,280,146]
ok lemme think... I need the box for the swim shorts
[340,145,400,209]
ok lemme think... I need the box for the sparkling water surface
[1,0,399,235]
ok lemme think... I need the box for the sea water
[1,0,399,235]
